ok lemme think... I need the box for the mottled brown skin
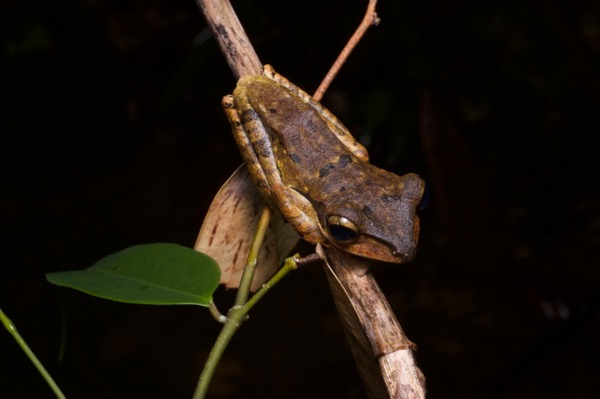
[222,65,425,263]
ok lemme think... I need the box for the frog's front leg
[270,183,326,245]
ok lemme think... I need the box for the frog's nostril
[392,250,406,258]
[392,243,417,261]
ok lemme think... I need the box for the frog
[222,65,425,264]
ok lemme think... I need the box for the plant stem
[193,205,271,399]
[0,307,66,399]
[193,305,245,399]
[193,254,299,399]
[234,206,272,307]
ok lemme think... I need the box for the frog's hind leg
[223,95,275,205]
[270,183,326,245]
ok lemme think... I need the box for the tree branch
[195,0,262,78]
[195,1,426,397]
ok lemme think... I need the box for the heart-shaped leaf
[46,243,220,306]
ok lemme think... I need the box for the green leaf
[46,243,221,306]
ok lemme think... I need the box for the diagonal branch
[195,1,426,397]
[195,0,262,78]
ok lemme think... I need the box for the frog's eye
[326,215,359,243]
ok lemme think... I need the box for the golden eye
[326,215,359,243]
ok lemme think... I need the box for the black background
[2,1,599,398]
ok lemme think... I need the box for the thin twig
[313,0,380,101]
[242,255,299,313]
[296,253,323,266]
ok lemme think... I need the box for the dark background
[2,0,599,398]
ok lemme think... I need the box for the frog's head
[317,172,426,264]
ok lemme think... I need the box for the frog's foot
[271,184,326,245]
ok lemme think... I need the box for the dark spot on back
[289,153,301,164]
[362,205,374,215]
[338,154,352,167]
[381,194,401,203]
[269,108,277,113]
[319,163,336,178]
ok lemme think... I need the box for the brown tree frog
[222,65,425,263]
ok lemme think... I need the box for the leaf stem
[208,301,227,323]
[0,307,66,399]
